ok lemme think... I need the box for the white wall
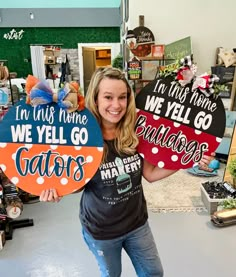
[127,0,235,73]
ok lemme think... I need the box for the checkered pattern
[180,55,193,67]
[202,74,220,97]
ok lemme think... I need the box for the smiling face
[96,78,128,130]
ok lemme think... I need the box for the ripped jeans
[82,221,164,277]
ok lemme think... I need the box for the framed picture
[142,60,159,81]
[219,84,232,99]
[127,58,142,80]
[151,44,165,58]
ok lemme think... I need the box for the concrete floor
[0,193,235,277]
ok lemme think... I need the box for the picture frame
[219,84,232,99]
[151,44,165,58]
[141,60,159,81]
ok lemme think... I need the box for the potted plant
[218,198,236,210]
[227,157,236,188]
[211,198,236,227]
[112,54,123,70]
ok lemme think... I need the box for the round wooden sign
[0,100,104,196]
[135,77,226,169]
[129,26,155,57]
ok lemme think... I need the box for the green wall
[0,27,120,78]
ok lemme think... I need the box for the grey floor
[0,193,235,277]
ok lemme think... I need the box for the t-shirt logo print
[115,157,132,194]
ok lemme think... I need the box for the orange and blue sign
[0,100,103,196]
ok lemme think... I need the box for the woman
[40,67,213,277]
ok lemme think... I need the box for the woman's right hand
[39,188,62,203]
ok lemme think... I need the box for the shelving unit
[229,65,236,111]
[95,49,111,67]
[43,46,61,80]
[133,56,174,94]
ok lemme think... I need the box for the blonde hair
[85,67,139,160]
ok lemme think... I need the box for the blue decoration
[208,159,220,170]
[0,88,8,105]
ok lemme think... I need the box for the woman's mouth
[108,111,120,115]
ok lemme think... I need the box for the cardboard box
[44,56,56,65]
[0,230,5,250]
[44,50,54,56]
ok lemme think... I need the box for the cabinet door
[82,47,96,95]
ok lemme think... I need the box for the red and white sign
[135,77,226,170]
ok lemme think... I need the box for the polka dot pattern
[11,177,19,184]
[0,164,6,171]
[195,130,202,135]
[153,115,160,120]
[50,145,58,150]
[61,178,68,185]
[152,147,159,154]
[37,177,44,185]
[25,144,33,149]
[158,161,165,168]
[137,110,223,170]
[174,122,180,128]
[86,156,93,163]
[171,155,178,162]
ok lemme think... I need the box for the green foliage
[159,61,180,77]
[112,54,123,69]
[227,157,236,178]
[218,198,236,210]
[214,84,229,96]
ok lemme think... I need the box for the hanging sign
[127,58,142,80]
[3,29,24,40]
[127,26,155,57]
[0,100,104,196]
[135,77,226,170]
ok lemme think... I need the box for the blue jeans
[82,221,164,277]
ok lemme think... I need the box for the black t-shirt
[79,140,148,240]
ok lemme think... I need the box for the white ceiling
[0,0,121,8]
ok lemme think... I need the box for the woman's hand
[198,152,216,170]
[39,188,62,203]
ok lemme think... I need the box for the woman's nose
[112,98,121,108]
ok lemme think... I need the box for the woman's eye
[105,96,112,100]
